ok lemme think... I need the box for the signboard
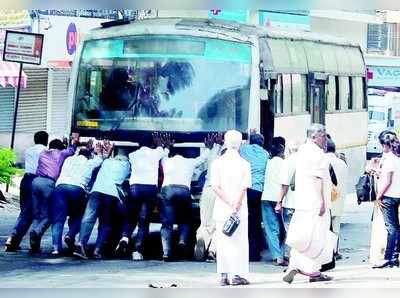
[259,11,310,30]
[3,30,44,65]
[66,23,78,55]
[368,66,400,87]
[208,10,249,23]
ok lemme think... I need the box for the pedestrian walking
[29,133,79,252]
[372,133,400,268]
[5,131,48,252]
[239,132,269,261]
[211,130,252,286]
[283,124,336,284]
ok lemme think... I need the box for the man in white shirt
[5,131,48,252]
[159,135,213,261]
[283,124,336,284]
[261,140,287,266]
[325,139,348,260]
[211,130,252,286]
[275,141,301,259]
[194,133,223,261]
[50,141,105,255]
[74,144,131,260]
[116,133,169,261]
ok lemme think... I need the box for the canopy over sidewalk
[0,60,27,88]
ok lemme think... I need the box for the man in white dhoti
[211,130,252,286]
[283,123,336,284]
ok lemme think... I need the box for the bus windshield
[73,35,252,134]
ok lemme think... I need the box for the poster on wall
[3,30,44,65]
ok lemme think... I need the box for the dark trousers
[10,173,36,244]
[159,185,192,256]
[51,184,87,251]
[381,196,400,261]
[247,188,263,261]
[30,176,55,239]
[79,191,125,251]
[122,184,157,253]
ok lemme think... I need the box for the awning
[0,60,27,88]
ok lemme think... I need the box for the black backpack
[355,174,376,205]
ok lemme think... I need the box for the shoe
[372,259,395,269]
[220,277,230,286]
[51,250,60,256]
[207,251,216,263]
[178,242,190,260]
[162,254,173,262]
[194,238,206,261]
[273,258,289,267]
[115,239,129,256]
[73,244,88,260]
[93,248,103,260]
[132,251,144,261]
[29,231,41,253]
[309,274,333,283]
[283,269,299,284]
[5,237,20,252]
[231,276,250,286]
[392,259,400,267]
[64,235,75,254]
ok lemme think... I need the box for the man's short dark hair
[78,148,92,159]
[272,136,286,148]
[326,139,336,153]
[379,133,398,148]
[34,131,48,146]
[250,134,264,146]
[49,139,65,150]
[270,143,285,158]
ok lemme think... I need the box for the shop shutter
[47,68,71,135]
[0,87,15,132]
[16,67,48,132]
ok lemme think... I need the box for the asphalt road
[1,196,400,288]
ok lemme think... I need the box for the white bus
[67,18,367,191]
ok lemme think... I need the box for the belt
[25,173,37,178]
[38,175,56,182]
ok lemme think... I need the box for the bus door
[260,76,276,148]
[310,73,327,125]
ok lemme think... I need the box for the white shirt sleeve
[210,160,220,189]
[193,148,210,167]
[241,162,252,190]
[82,155,104,187]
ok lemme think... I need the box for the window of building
[292,74,307,113]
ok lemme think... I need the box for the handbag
[222,212,241,237]
[355,173,376,205]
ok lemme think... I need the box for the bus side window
[338,76,350,111]
[326,75,336,112]
[275,75,283,114]
[348,77,354,110]
[282,74,292,114]
[292,74,307,113]
[352,77,364,110]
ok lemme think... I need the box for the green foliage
[0,147,23,186]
